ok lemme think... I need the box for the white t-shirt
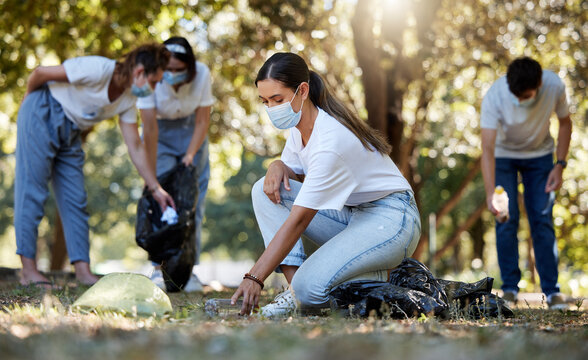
[136,61,215,119]
[48,56,137,130]
[480,70,569,159]
[281,108,412,211]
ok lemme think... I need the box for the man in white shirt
[480,57,572,309]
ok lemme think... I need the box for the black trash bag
[438,278,514,318]
[329,258,512,319]
[329,280,387,317]
[329,281,447,318]
[388,257,449,307]
[136,164,198,292]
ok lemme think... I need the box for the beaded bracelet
[243,273,264,289]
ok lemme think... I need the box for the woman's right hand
[151,185,176,211]
[263,160,291,204]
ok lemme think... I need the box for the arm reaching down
[119,119,175,210]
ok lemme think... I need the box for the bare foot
[73,261,99,285]
[19,256,54,289]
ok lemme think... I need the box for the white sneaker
[183,273,204,292]
[260,289,297,318]
[150,269,165,290]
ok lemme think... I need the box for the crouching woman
[231,52,421,317]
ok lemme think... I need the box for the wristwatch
[555,159,567,169]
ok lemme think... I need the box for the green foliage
[0,0,586,282]
[203,151,268,258]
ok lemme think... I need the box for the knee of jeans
[291,272,328,307]
[251,177,265,205]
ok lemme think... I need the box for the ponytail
[308,71,391,154]
[114,43,170,87]
[257,52,391,155]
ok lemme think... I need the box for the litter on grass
[72,273,172,316]
[329,258,513,319]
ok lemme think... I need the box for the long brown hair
[114,43,170,87]
[255,52,391,155]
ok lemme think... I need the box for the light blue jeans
[155,114,210,266]
[252,178,421,307]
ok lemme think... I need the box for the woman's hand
[231,278,262,315]
[151,185,176,211]
[264,160,292,204]
[181,153,194,167]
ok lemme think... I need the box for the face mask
[265,85,304,129]
[131,75,153,97]
[163,70,188,86]
[510,91,537,107]
[517,97,536,107]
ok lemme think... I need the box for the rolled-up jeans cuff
[275,253,307,273]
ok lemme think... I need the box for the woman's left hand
[181,153,194,167]
[231,278,262,315]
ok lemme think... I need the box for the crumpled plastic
[329,258,513,319]
[73,273,172,316]
[136,164,198,292]
[160,206,179,225]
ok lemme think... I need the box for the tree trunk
[50,212,68,270]
[351,0,388,137]
[471,217,485,262]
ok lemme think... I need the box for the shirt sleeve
[293,151,358,210]
[63,56,109,86]
[197,64,215,107]
[480,92,500,129]
[554,80,570,119]
[119,106,137,124]
[136,90,156,109]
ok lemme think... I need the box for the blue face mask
[265,85,304,130]
[163,70,188,86]
[131,76,153,97]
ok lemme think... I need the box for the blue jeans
[495,153,559,296]
[155,114,210,266]
[14,86,90,263]
[252,178,421,307]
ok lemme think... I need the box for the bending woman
[231,52,421,317]
[15,44,175,287]
[138,37,214,292]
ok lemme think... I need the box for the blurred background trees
[0,0,586,294]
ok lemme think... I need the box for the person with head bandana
[138,37,215,292]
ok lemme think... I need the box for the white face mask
[264,85,304,129]
[517,97,536,107]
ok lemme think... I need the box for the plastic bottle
[204,298,244,317]
[492,186,509,223]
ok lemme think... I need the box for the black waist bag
[135,164,198,292]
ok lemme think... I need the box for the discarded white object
[160,206,178,224]
[492,186,509,223]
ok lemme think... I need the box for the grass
[0,280,587,360]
